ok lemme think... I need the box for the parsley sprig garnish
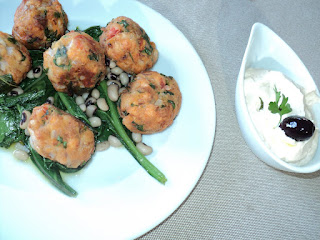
[268,86,292,125]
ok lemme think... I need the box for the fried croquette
[43,31,107,94]
[0,31,32,87]
[12,0,68,49]
[118,71,181,134]
[99,16,158,74]
[28,103,95,168]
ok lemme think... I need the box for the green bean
[97,81,167,184]
[28,143,77,197]
[57,92,91,125]
[0,89,45,107]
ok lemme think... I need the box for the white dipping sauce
[244,68,319,165]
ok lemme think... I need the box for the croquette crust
[119,71,181,134]
[28,103,95,168]
[99,16,158,74]
[0,31,32,85]
[12,0,68,49]
[43,31,107,94]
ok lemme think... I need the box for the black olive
[279,116,315,141]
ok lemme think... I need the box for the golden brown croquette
[99,16,158,74]
[12,0,68,50]
[119,71,181,134]
[0,31,32,86]
[28,103,95,168]
[43,31,107,94]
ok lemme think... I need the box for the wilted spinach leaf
[83,26,103,42]
[28,50,44,67]
[0,74,18,93]
[0,107,23,148]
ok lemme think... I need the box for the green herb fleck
[117,20,129,31]
[53,46,71,69]
[164,90,174,95]
[268,86,292,124]
[142,47,152,55]
[97,71,103,79]
[44,27,58,43]
[27,37,38,44]
[54,12,61,18]
[129,52,134,62]
[149,83,156,89]
[8,36,17,44]
[57,136,67,148]
[141,33,153,55]
[88,49,99,61]
[132,121,144,131]
[19,50,26,62]
[160,73,172,81]
[259,97,264,110]
[168,100,175,109]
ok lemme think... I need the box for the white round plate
[0,0,216,239]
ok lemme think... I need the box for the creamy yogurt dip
[244,68,319,165]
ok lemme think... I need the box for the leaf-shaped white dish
[235,22,320,173]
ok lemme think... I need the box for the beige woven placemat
[138,0,320,239]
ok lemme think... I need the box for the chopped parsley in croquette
[119,71,182,134]
[44,31,107,94]
[28,103,95,168]
[99,16,158,74]
[12,0,68,49]
[0,31,32,89]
